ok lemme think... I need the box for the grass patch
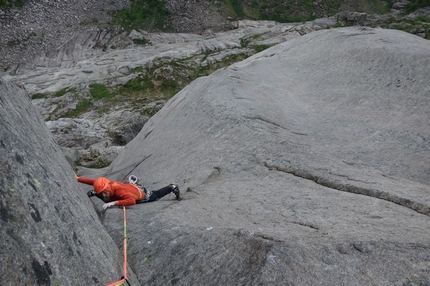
[404,0,430,14]
[217,0,399,22]
[116,58,195,102]
[196,53,249,77]
[32,87,77,100]
[122,73,154,92]
[48,84,113,119]
[118,71,181,99]
[220,1,238,18]
[368,0,392,14]
[7,40,17,47]
[217,0,334,22]
[133,38,150,45]
[80,18,99,26]
[0,0,24,8]
[55,87,76,97]
[416,15,430,23]
[31,93,48,99]
[385,15,430,39]
[243,5,261,19]
[55,89,67,97]
[111,0,171,32]
[252,44,272,53]
[63,99,92,118]
[89,83,111,100]
[229,0,246,18]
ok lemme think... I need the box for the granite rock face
[2,0,427,172]
[2,19,327,168]
[97,27,430,285]
[0,78,139,285]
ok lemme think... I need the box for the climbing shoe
[171,184,180,200]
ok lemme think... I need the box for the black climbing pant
[148,185,174,202]
[137,185,174,203]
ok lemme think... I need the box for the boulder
[45,110,149,168]
[98,27,430,285]
[0,78,139,285]
[335,11,367,26]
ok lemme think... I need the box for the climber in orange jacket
[76,175,180,210]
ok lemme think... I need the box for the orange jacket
[77,176,145,206]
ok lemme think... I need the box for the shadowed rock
[98,27,430,285]
[0,78,139,285]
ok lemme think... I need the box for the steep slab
[102,27,430,285]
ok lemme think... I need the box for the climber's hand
[103,202,116,210]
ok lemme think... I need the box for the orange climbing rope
[107,206,129,286]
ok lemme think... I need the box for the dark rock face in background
[0,0,131,71]
[0,0,228,71]
[1,0,428,73]
[0,78,139,285]
[99,27,430,285]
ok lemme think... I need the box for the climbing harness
[128,175,151,202]
[107,206,131,286]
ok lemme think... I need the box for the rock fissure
[245,116,287,130]
[291,221,320,230]
[107,154,152,180]
[264,162,430,216]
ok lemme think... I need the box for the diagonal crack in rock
[264,162,430,217]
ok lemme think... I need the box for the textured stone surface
[2,19,325,168]
[1,0,427,75]
[96,27,430,285]
[0,78,139,285]
[2,0,427,172]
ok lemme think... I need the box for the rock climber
[76,174,180,210]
